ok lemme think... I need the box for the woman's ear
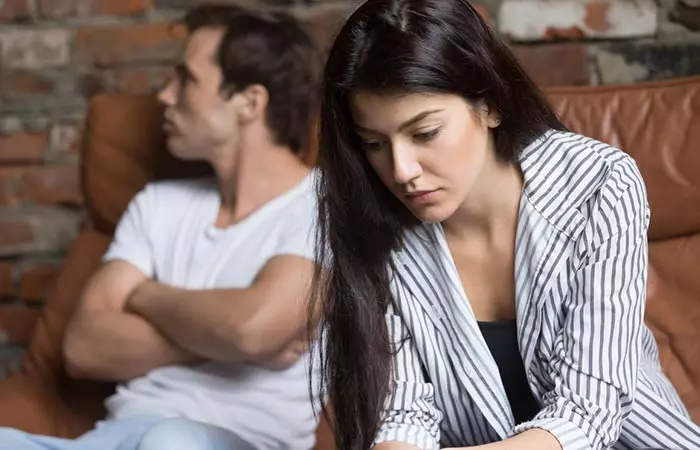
[473,100,501,128]
[485,105,501,128]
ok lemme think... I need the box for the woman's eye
[414,129,440,141]
[360,140,384,152]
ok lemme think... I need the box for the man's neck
[211,139,310,228]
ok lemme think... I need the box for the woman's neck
[442,153,523,245]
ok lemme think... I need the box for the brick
[0,206,81,256]
[0,29,71,70]
[19,261,60,302]
[0,73,53,96]
[78,73,107,97]
[0,0,30,21]
[0,165,81,206]
[154,0,196,7]
[0,262,14,298]
[1,95,87,117]
[77,66,172,95]
[19,117,50,133]
[38,0,152,19]
[592,41,700,85]
[113,66,172,94]
[0,132,47,163]
[514,44,589,86]
[0,217,34,251]
[671,1,700,32]
[0,306,39,345]
[74,23,184,67]
[48,122,81,157]
[0,118,23,134]
[498,0,658,42]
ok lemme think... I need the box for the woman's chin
[406,203,455,224]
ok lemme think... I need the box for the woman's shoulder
[522,130,638,181]
[521,130,647,234]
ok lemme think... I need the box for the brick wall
[0,0,699,378]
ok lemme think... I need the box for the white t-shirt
[102,173,320,450]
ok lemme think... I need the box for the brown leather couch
[0,76,698,448]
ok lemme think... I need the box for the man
[0,4,323,450]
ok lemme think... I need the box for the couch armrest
[0,374,65,435]
[0,229,114,438]
[23,229,111,381]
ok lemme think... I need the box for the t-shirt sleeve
[102,185,156,278]
[273,194,317,262]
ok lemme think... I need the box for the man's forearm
[125,281,269,362]
[63,310,202,381]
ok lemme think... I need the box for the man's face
[158,27,239,161]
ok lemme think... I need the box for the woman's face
[350,91,500,223]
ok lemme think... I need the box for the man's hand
[125,279,165,313]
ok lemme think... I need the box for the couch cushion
[546,76,700,241]
[0,370,112,438]
[546,77,700,423]
[646,236,700,422]
[23,230,111,380]
[4,229,116,438]
[81,94,212,235]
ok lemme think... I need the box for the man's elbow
[62,330,98,380]
[62,326,122,381]
[226,316,290,363]
[229,326,271,362]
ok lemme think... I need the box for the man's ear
[235,84,269,123]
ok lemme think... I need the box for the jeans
[0,416,256,450]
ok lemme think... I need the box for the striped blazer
[375,131,700,450]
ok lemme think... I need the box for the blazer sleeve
[513,157,650,450]
[373,305,443,449]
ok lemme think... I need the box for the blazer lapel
[515,133,588,374]
[514,196,557,375]
[397,225,515,438]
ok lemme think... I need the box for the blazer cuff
[512,417,594,450]
[374,424,440,450]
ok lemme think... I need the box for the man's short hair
[183,4,323,154]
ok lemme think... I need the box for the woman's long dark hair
[309,1,566,449]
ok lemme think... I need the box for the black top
[477,319,541,424]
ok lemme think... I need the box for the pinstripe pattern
[373,131,700,450]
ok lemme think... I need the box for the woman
[310,0,700,449]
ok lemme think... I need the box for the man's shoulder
[141,177,217,201]
[257,173,318,258]
[124,177,217,230]
[270,171,318,219]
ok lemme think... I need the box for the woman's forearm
[446,429,562,450]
